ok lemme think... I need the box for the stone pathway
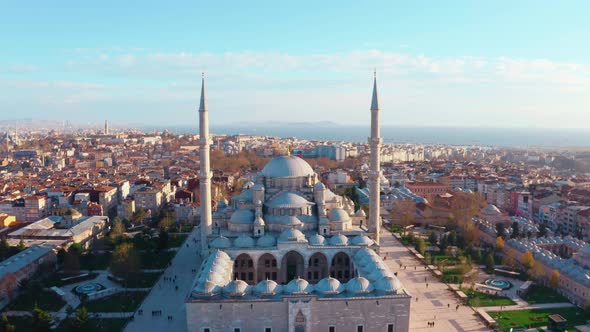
[380,227,492,331]
[123,226,202,332]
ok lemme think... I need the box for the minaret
[368,70,382,244]
[198,73,213,255]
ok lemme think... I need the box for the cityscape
[1,1,590,332]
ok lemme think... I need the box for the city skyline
[1,1,590,128]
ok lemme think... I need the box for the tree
[0,314,15,332]
[159,210,175,230]
[502,255,517,270]
[17,239,25,251]
[71,306,89,330]
[415,238,426,255]
[495,223,506,239]
[511,221,520,239]
[0,237,9,260]
[428,232,438,245]
[392,200,415,235]
[32,305,52,332]
[68,243,84,257]
[539,224,548,238]
[110,218,126,240]
[521,250,535,270]
[550,269,560,289]
[132,208,147,225]
[110,243,140,281]
[63,252,80,276]
[485,253,495,273]
[495,236,505,251]
[158,228,169,251]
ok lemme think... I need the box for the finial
[286,145,291,156]
[374,68,377,79]
[202,71,204,79]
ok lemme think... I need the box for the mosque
[186,73,411,332]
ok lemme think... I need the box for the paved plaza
[379,228,492,332]
[124,227,202,332]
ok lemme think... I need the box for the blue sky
[1,1,589,128]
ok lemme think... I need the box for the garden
[489,307,590,331]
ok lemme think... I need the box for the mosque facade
[186,73,411,332]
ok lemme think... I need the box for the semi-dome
[260,155,315,178]
[328,208,351,222]
[284,278,314,294]
[254,279,281,296]
[278,227,307,242]
[355,209,366,217]
[265,192,314,209]
[329,233,349,246]
[256,234,277,247]
[308,233,326,246]
[350,235,374,246]
[346,277,374,294]
[229,209,255,224]
[234,235,255,248]
[223,280,249,297]
[315,277,344,295]
[210,236,231,249]
[243,181,255,189]
[374,276,403,294]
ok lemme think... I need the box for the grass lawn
[7,288,66,312]
[489,307,590,331]
[167,233,188,248]
[80,252,112,270]
[428,251,461,265]
[84,292,147,312]
[461,288,516,307]
[56,318,128,332]
[140,250,175,269]
[389,224,404,234]
[124,272,161,288]
[522,285,569,304]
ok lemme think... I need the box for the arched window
[281,251,304,283]
[234,253,256,285]
[330,252,353,282]
[257,253,279,282]
[307,252,328,283]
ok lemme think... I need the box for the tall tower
[198,73,213,254]
[368,70,382,244]
[104,120,109,135]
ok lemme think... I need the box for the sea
[149,125,590,149]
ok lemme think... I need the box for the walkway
[481,302,575,313]
[379,228,492,331]
[123,226,202,332]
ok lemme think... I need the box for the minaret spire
[368,70,382,245]
[198,72,213,255]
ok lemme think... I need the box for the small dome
[315,277,344,295]
[314,182,326,190]
[210,236,231,249]
[284,278,313,294]
[346,277,374,294]
[374,276,403,294]
[257,234,277,247]
[211,249,231,261]
[223,280,249,297]
[279,228,307,242]
[350,235,374,246]
[354,248,374,260]
[483,204,502,216]
[254,279,281,296]
[265,192,314,209]
[328,208,351,222]
[234,235,255,248]
[193,281,220,295]
[355,209,366,217]
[217,198,229,208]
[279,216,303,226]
[252,183,265,191]
[261,155,315,178]
[329,233,349,246]
[243,181,255,190]
[229,209,255,224]
[308,233,326,246]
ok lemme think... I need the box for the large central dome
[260,155,315,178]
